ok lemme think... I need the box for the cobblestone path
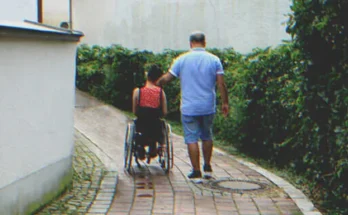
[36,131,117,214]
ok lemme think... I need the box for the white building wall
[0,0,37,22]
[0,36,78,214]
[71,0,292,53]
[0,38,76,188]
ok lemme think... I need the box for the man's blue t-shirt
[169,48,224,116]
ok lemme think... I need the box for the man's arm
[217,74,229,117]
[156,72,175,86]
[158,55,180,86]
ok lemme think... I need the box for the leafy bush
[285,0,348,212]
[77,45,152,110]
[214,44,306,163]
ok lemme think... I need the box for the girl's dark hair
[147,64,163,82]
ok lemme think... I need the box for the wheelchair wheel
[160,122,172,174]
[167,123,174,169]
[124,122,135,172]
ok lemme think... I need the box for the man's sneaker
[187,170,202,179]
[203,164,213,179]
[203,164,212,172]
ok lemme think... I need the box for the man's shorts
[181,114,215,144]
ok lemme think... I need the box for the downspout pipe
[38,0,43,23]
[69,0,73,30]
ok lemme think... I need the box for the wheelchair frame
[124,119,174,173]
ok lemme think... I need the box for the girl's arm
[161,90,168,116]
[132,88,139,114]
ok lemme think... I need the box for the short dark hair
[189,32,205,43]
[147,64,162,82]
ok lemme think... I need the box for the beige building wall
[42,0,70,27]
[0,0,37,21]
[71,0,292,53]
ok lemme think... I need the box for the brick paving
[36,131,117,215]
[107,135,302,215]
[74,90,321,215]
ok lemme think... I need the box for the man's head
[189,31,206,48]
[147,64,163,83]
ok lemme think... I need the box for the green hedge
[76,45,150,110]
[214,45,306,163]
[287,1,348,213]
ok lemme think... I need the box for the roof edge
[0,20,84,42]
[24,20,84,36]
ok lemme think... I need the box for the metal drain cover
[209,179,267,193]
[218,181,260,190]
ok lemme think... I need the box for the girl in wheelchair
[132,64,167,163]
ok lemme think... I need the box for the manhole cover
[218,181,261,190]
[208,179,268,193]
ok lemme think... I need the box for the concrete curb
[74,129,119,214]
[74,128,118,172]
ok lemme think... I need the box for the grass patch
[166,119,184,135]
[123,111,136,119]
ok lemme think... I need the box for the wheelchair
[124,119,174,173]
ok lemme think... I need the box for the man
[157,32,229,179]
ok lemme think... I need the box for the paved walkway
[74,90,321,215]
